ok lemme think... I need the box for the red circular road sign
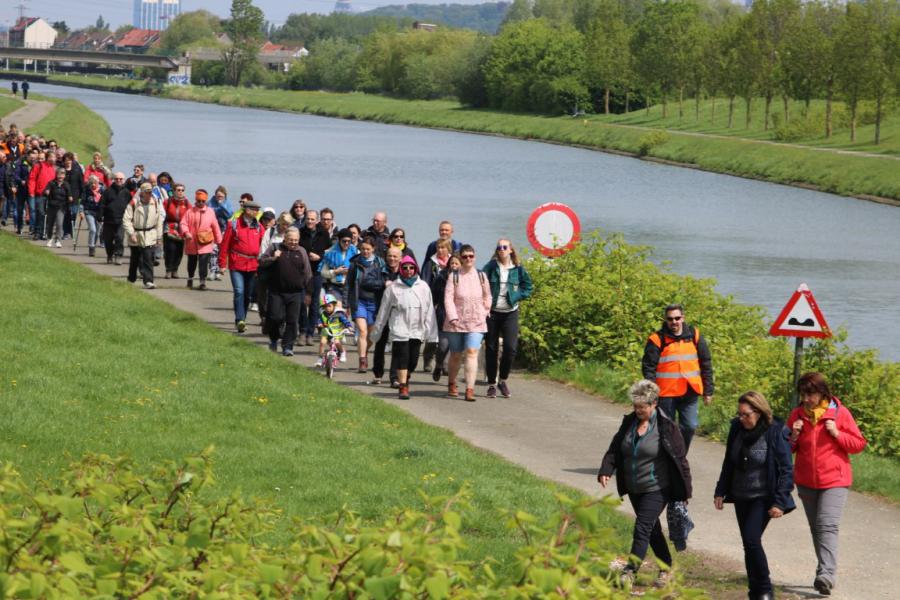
[526,203,581,258]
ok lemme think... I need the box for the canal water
[37,84,900,360]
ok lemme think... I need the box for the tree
[835,1,876,142]
[222,0,265,87]
[52,21,69,36]
[584,0,631,114]
[864,0,900,144]
[747,0,801,130]
[159,10,222,53]
[95,15,106,30]
[501,0,534,27]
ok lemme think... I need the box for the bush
[0,450,700,598]
[520,232,899,455]
[636,131,670,156]
[772,114,821,142]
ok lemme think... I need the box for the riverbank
[22,73,900,205]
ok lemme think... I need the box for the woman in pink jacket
[179,189,222,291]
[443,245,491,402]
[787,372,867,597]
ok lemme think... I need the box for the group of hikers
[3,136,868,599]
[599,303,867,599]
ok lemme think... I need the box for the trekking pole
[73,211,84,252]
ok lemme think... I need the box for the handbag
[197,230,214,245]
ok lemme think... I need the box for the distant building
[56,30,115,51]
[413,22,438,32]
[133,0,181,31]
[9,17,58,49]
[258,41,309,72]
[112,28,161,54]
[333,0,353,14]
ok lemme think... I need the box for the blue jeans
[659,393,699,450]
[301,273,322,337]
[15,194,28,232]
[83,212,100,247]
[30,197,45,238]
[2,195,16,222]
[229,270,257,324]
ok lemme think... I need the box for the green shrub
[520,232,899,455]
[636,131,670,156]
[0,450,702,598]
[772,114,821,142]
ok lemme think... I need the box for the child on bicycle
[316,294,354,367]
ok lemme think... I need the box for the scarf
[736,419,767,471]
[804,398,831,426]
[435,254,449,268]
[400,275,418,287]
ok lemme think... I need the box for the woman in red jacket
[787,372,867,597]
[162,183,191,279]
[218,201,264,333]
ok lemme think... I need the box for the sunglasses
[400,265,416,271]
[496,245,509,251]
[666,316,683,322]
[461,254,475,259]
[393,234,405,239]
[737,410,756,419]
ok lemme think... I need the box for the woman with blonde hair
[715,391,795,600]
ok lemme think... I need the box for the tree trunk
[625,90,630,114]
[728,96,735,128]
[695,90,700,121]
[745,96,752,129]
[662,94,667,119]
[678,86,684,120]
[825,83,833,138]
[604,87,610,115]
[849,100,857,142]
[874,94,882,145]
[782,95,789,124]
[711,96,717,123]
[764,93,772,131]
[645,93,650,116]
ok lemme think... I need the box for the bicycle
[322,328,353,380]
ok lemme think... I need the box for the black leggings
[485,309,519,383]
[186,254,210,280]
[627,489,672,571]
[391,339,422,373]
[163,236,184,273]
[373,324,397,381]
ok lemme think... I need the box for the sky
[0,0,489,30]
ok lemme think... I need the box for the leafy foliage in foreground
[0,450,702,599]
[521,232,900,458]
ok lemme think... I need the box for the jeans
[31,197,45,238]
[658,392,700,450]
[15,194,28,232]
[734,497,773,597]
[128,246,155,284]
[230,270,257,324]
[187,254,210,281]
[485,309,520,383]
[1,195,15,223]
[83,212,99,247]
[301,273,323,336]
[163,235,185,274]
[797,485,848,587]
[267,291,304,350]
[627,489,672,572]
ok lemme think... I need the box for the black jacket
[342,254,388,313]
[259,243,313,294]
[641,323,715,396]
[65,163,84,204]
[44,180,72,209]
[598,410,692,501]
[101,183,132,225]
[299,225,331,271]
[714,418,796,513]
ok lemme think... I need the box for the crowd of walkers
[3,132,869,599]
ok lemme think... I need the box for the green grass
[0,93,23,118]
[543,360,900,505]
[32,74,900,201]
[26,97,112,163]
[0,232,635,573]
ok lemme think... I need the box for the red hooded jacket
[218,216,265,272]
[787,396,867,489]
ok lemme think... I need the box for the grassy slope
[34,74,900,201]
[0,94,23,118]
[543,362,900,505]
[27,97,112,163]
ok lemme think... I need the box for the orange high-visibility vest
[648,328,703,397]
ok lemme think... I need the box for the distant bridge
[0,47,190,81]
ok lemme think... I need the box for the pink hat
[399,255,418,274]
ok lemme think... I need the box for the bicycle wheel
[326,353,335,379]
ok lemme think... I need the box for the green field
[0,94,23,118]
[27,97,113,163]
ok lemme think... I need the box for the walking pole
[73,211,84,252]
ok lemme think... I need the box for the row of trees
[162,0,899,144]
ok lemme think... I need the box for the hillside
[363,2,509,33]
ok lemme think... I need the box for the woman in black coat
[714,391,795,600]
[598,379,692,589]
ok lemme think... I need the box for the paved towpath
[2,98,55,130]
[17,231,900,599]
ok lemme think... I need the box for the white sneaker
[248,303,259,312]
[46,238,54,247]
[315,358,323,368]
[55,240,62,248]
[143,282,156,289]
[340,351,347,362]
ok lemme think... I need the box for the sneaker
[249,303,259,312]
[113,257,122,265]
[486,385,497,398]
[237,321,246,333]
[618,569,635,589]
[315,358,323,368]
[164,272,171,279]
[814,578,832,596]
[367,377,382,385]
[464,388,476,402]
[653,570,673,589]
[432,363,442,382]
[106,256,113,264]
[398,385,410,400]
[187,279,193,289]
[390,378,400,389]
[340,350,347,363]
[170,273,179,279]
[268,341,278,352]
[46,238,54,247]
[198,283,207,291]
[304,335,313,346]
[447,383,459,398]
[88,247,95,257]
[55,240,62,248]
[282,348,294,357]
[143,282,156,289]
[498,381,511,398]
[357,356,368,373]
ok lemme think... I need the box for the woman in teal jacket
[482,238,533,399]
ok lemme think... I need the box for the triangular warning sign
[770,284,831,338]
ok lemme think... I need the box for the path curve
[2,99,55,131]
[16,232,900,599]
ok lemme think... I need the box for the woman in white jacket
[370,256,438,400]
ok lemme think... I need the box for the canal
[37,83,900,360]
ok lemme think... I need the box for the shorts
[353,297,378,325]
[446,331,484,353]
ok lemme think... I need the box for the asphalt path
[17,231,899,599]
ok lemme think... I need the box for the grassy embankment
[27,96,113,162]
[0,94,23,118]
[35,73,899,202]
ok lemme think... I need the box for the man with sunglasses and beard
[641,303,714,553]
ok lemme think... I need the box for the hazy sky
[0,0,487,30]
